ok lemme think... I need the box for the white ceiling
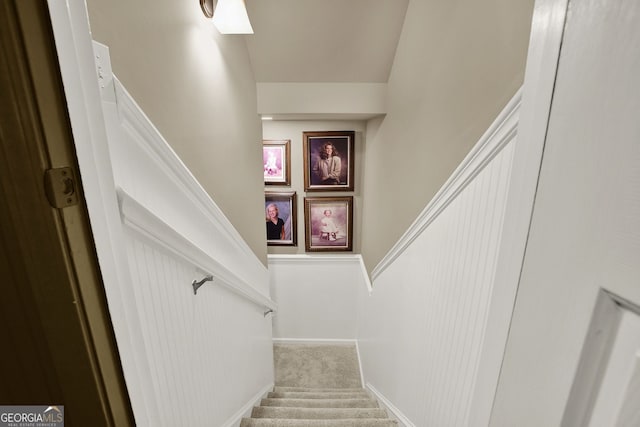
[244,0,409,83]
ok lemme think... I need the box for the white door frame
[46,1,158,424]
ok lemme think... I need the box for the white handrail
[118,188,277,311]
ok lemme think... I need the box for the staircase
[240,344,398,426]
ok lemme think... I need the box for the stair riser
[260,398,379,408]
[273,387,366,393]
[251,407,388,419]
[241,345,397,426]
[240,420,398,427]
[268,392,370,399]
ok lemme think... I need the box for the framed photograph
[265,191,297,246]
[303,131,355,191]
[263,140,291,186]
[304,197,353,252]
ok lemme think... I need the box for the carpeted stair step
[268,391,370,399]
[273,387,366,393]
[274,344,363,389]
[239,419,398,427]
[259,398,379,408]
[240,344,397,426]
[251,407,388,419]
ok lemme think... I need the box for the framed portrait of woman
[265,191,297,246]
[263,140,291,186]
[304,196,353,252]
[303,131,355,192]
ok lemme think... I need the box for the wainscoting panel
[357,91,537,427]
[268,255,364,340]
[92,42,275,426]
[123,232,273,426]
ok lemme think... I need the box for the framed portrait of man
[303,131,355,192]
[263,140,291,186]
[304,196,353,252]
[265,191,297,246]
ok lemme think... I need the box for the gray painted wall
[84,0,534,269]
[86,0,267,264]
[360,0,535,271]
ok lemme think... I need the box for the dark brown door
[0,1,133,425]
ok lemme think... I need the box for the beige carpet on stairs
[240,344,397,427]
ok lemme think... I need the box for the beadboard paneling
[359,143,514,426]
[118,189,276,310]
[357,90,536,427]
[93,43,275,426]
[123,233,273,426]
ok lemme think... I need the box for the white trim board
[111,76,263,266]
[268,254,364,265]
[366,383,416,427]
[220,383,273,427]
[268,253,372,294]
[355,340,366,389]
[372,89,522,280]
[47,4,159,425]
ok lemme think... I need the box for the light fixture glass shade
[213,0,254,34]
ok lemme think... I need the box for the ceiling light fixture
[200,0,254,35]
[199,0,215,18]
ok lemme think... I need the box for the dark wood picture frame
[265,191,297,246]
[303,131,355,192]
[304,196,353,252]
[263,139,291,186]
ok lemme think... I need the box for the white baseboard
[221,382,273,427]
[355,340,365,389]
[366,383,416,427]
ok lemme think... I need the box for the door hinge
[44,167,79,208]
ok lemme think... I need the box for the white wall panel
[124,232,273,426]
[492,0,640,424]
[359,144,513,425]
[268,255,363,340]
[357,91,539,427]
[92,43,275,426]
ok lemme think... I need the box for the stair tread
[260,398,379,408]
[240,419,398,427]
[252,406,388,419]
[268,391,370,399]
[247,344,396,426]
[274,344,362,389]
